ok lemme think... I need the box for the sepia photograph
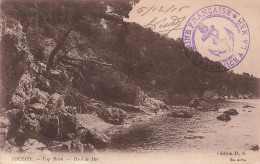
[0,0,259,163]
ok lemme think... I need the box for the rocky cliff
[0,0,167,153]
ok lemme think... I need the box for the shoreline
[103,98,259,152]
[101,98,248,136]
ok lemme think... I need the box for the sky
[125,0,260,77]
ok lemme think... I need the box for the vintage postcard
[0,0,260,163]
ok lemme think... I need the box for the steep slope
[0,0,168,153]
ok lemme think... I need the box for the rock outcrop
[217,114,231,121]
[243,105,255,108]
[224,109,239,116]
[167,108,193,118]
[249,144,259,151]
[77,127,111,149]
[20,139,48,153]
[97,107,126,125]
[188,98,219,111]
[0,13,164,153]
[0,116,10,148]
[0,15,35,109]
[188,98,201,108]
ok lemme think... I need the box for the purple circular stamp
[183,5,250,72]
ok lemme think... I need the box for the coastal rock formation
[217,114,231,121]
[188,98,201,108]
[249,144,259,151]
[224,109,239,116]
[78,127,111,149]
[97,107,127,125]
[243,105,255,108]
[167,109,193,118]
[188,98,219,111]
[20,139,47,153]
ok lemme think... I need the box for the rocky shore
[0,13,171,153]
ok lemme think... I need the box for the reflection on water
[107,99,260,152]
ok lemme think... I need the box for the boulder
[29,103,45,115]
[243,105,255,108]
[83,143,97,153]
[49,141,71,152]
[48,93,64,109]
[224,109,239,116]
[188,98,201,108]
[217,114,231,121]
[167,110,193,118]
[91,102,103,108]
[196,106,205,111]
[4,108,22,120]
[35,61,47,75]
[0,116,10,128]
[150,107,161,115]
[46,104,54,110]
[28,113,36,120]
[30,88,49,105]
[142,96,169,109]
[78,127,111,149]
[229,95,235,99]
[20,139,46,153]
[97,107,126,125]
[59,113,77,138]
[39,115,60,139]
[18,116,41,141]
[68,140,84,152]
[35,75,51,92]
[49,69,70,85]
[15,73,35,96]
[213,96,226,102]
[9,94,27,110]
[0,128,8,137]
[39,112,76,140]
[2,139,19,153]
[63,106,77,115]
[250,144,259,151]
[50,69,63,79]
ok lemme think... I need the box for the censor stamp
[183,5,250,71]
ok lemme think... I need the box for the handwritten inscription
[137,5,189,16]
[144,16,186,36]
[136,4,189,36]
